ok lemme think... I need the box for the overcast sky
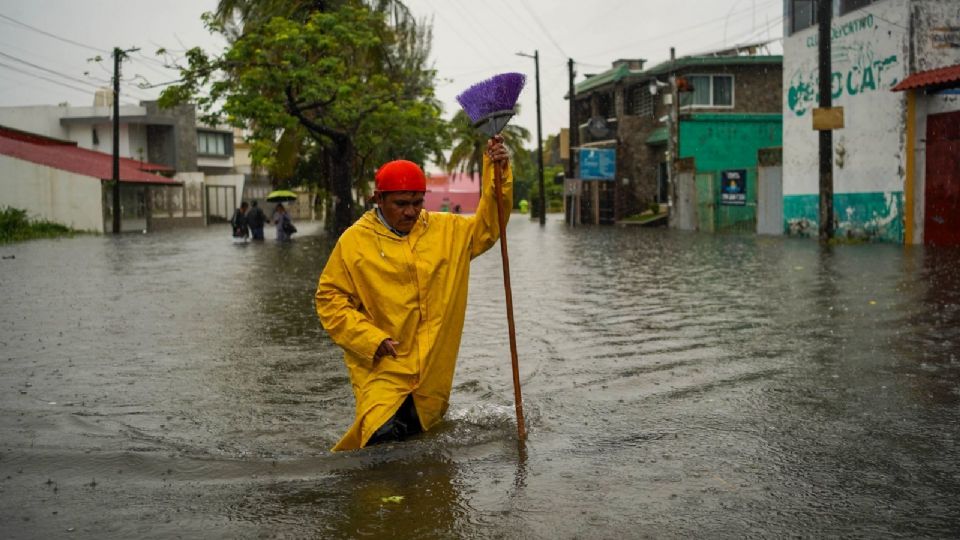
[0,0,783,147]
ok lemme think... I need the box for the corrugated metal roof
[645,126,668,145]
[575,64,639,94]
[891,63,960,92]
[575,55,782,95]
[0,125,179,184]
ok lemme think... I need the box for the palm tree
[214,0,416,33]
[446,109,530,179]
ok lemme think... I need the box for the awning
[891,64,960,92]
[645,126,668,145]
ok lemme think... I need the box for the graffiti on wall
[804,13,875,48]
[787,40,900,117]
[784,191,904,242]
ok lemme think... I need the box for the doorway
[924,111,960,246]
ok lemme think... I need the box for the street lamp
[516,50,545,226]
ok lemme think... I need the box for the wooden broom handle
[493,159,527,441]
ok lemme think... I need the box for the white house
[0,125,181,232]
[0,97,244,225]
[782,0,960,243]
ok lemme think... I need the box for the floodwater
[1,218,959,539]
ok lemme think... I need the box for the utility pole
[111,47,121,234]
[567,58,578,225]
[567,58,578,179]
[668,47,677,214]
[518,51,545,225]
[110,46,139,234]
[817,0,834,241]
[534,51,544,226]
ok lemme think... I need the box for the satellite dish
[587,116,611,139]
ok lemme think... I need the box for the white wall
[912,0,960,72]
[197,155,235,169]
[65,122,142,159]
[783,0,910,197]
[0,106,71,139]
[0,104,150,160]
[174,172,206,219]
[0,154,104,231]
[204,173,244,190]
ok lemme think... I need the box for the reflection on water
[1,220,959,538]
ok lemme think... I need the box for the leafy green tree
[511,150,564,214]
[161,1,447,235]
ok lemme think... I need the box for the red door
[925,111,960,246]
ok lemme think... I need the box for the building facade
[0,99,243,228]
[782,0,960,242]
[572,51,783,227]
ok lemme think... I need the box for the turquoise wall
[783,192,903,242]
[679,114,782,232]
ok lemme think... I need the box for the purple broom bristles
[456,72,527,125]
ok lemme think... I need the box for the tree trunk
[331,137,355,236]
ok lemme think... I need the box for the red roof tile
[0,125,179,184]
[891,64,960,92]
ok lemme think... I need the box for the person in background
[315,136,512,451]
[231,201,249,242]
[247,200,266,241]
[273,203,295,241]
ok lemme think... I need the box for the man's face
[377,191,425,233]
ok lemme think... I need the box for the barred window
[626,85,654,117]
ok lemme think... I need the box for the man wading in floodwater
[315,137,512,451]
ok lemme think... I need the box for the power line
[421,0,504,71]
[0,12,108,54]
[0,60,102,96]
[0,49,156,102]
[581,0,780,60]
[515,0,567,58]
[491,0,538,47]
[0,50,102,89]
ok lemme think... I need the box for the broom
[456,72,527,441]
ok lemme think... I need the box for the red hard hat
[375,160,426,192]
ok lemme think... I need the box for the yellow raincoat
[316,156,512,451]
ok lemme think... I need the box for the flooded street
[2,218,959,538]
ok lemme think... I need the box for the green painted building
[678,113,782,232]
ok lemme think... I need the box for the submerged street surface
[1,219,959,538]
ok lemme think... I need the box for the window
[788,0,876,35]
[790,0,817,34]
[197,131,229,156]
[680,75,734,108]
[597,92,614,118]
[840,0,875,15]
[625,85,654,117]
[713,76,733,106]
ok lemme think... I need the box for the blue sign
[579,148,616,180]
[720,169,747,206]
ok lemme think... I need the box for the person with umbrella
[314,137,512,451]
[273,204,295,241]
[267,190,298,241]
